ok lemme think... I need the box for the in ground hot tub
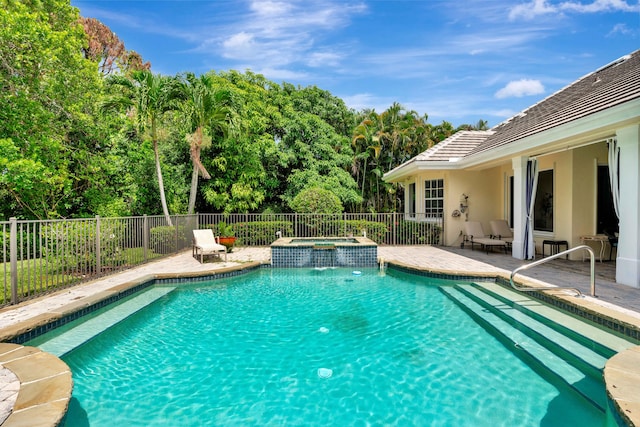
[271,237,378,268]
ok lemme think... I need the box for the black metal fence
[1,213,443,306]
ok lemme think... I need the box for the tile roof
[470,49,640,156]
[385,49,640,180]
[414,130,494,162]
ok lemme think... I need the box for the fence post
[143,215,148,262]
[393,212,398,245]
[95,215,101,274]
[9,217,18,304]
[173,215,181,252]
[342,212,346,237]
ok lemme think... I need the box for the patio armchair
[462,221,508,254]
[489,219,514,248]
[192,229,227,263]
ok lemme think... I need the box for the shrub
[397,221,442,245]
[205,221,294,245]
[41,220,126,272]
[317,220,388,243]
[0,229,43,260]
[290,187,343,214]
[149,225,188,254]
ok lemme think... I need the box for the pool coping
[270,236,378,247]
[0,259,638,427]
[0,343,72,427]
[388,260,640,427]
[0,261,263,427]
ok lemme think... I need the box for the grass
[1,247,167,306]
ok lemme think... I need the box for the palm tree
[352,115,379,205]
[103,70,180,226]
[180,73,232,214]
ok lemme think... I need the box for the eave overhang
[383,97,640,182]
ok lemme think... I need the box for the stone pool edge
[389,260,640,427]
[0,259,638,427]
[0,343,72,427]
[0,261,264,427]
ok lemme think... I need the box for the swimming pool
[29,268,623,426]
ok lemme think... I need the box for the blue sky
[72,0,640,127]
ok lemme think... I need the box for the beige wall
[570,142,609,256]
[408,167,505,246]
[516,143,607,258]
[404,141,610,255]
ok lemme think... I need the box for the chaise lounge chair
[462,221,507,254]
[192,229,227,263]
[489,219,514,249]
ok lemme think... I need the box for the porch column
[511,156,528,259]
[616,124,640,288]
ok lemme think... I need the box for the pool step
[454,284,608,379]
[440,286,607,411]
[36,287,175,357]
[471,282,635,354]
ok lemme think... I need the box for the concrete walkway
[1,245,637,330]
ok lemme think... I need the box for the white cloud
[211,1,367,71]
[249,1,293,16]
[559,0,640,13]
[222,32,256,59]
[508,0,640,20]
[607,22,633,36]
[487,108,518,119]
[509,0,556,20]
[495,79,545,98]
[341,93,390,113]
[253,67,309,81]
[307,52,343,67]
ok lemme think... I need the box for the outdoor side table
[580,235,609,262]
[542,240,569,258]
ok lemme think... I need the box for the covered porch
[384,50,640,288]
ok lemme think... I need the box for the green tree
[456,119,490,131]
[0,0,102,219]
[103,70,181,225]
[198,71,279,213]
[179,72,233,214]
[290,187,343,214]
[279,112,361,209]
[351,105,439,212]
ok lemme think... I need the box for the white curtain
[524,158,538,260]
[607,138,620,219]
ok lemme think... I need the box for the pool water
[49,268,602,426]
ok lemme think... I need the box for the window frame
[533,169,554,233]
[424,178,444,219]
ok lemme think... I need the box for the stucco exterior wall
[570,143,611,259]
[403,142,611,256]
[406,167,504,246]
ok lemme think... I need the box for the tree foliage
[0,0,102,219]
[0,1,487,219]
[290,187,343,214]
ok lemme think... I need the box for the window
[534,170,553,232]
[408,183,416,217]
[425,179,444,218]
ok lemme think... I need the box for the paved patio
[0,244,639,426]
[435,246,638,311]
[1,244,637,330]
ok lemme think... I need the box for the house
[383,49,640,288]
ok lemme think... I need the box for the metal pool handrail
[510,245,596,297]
